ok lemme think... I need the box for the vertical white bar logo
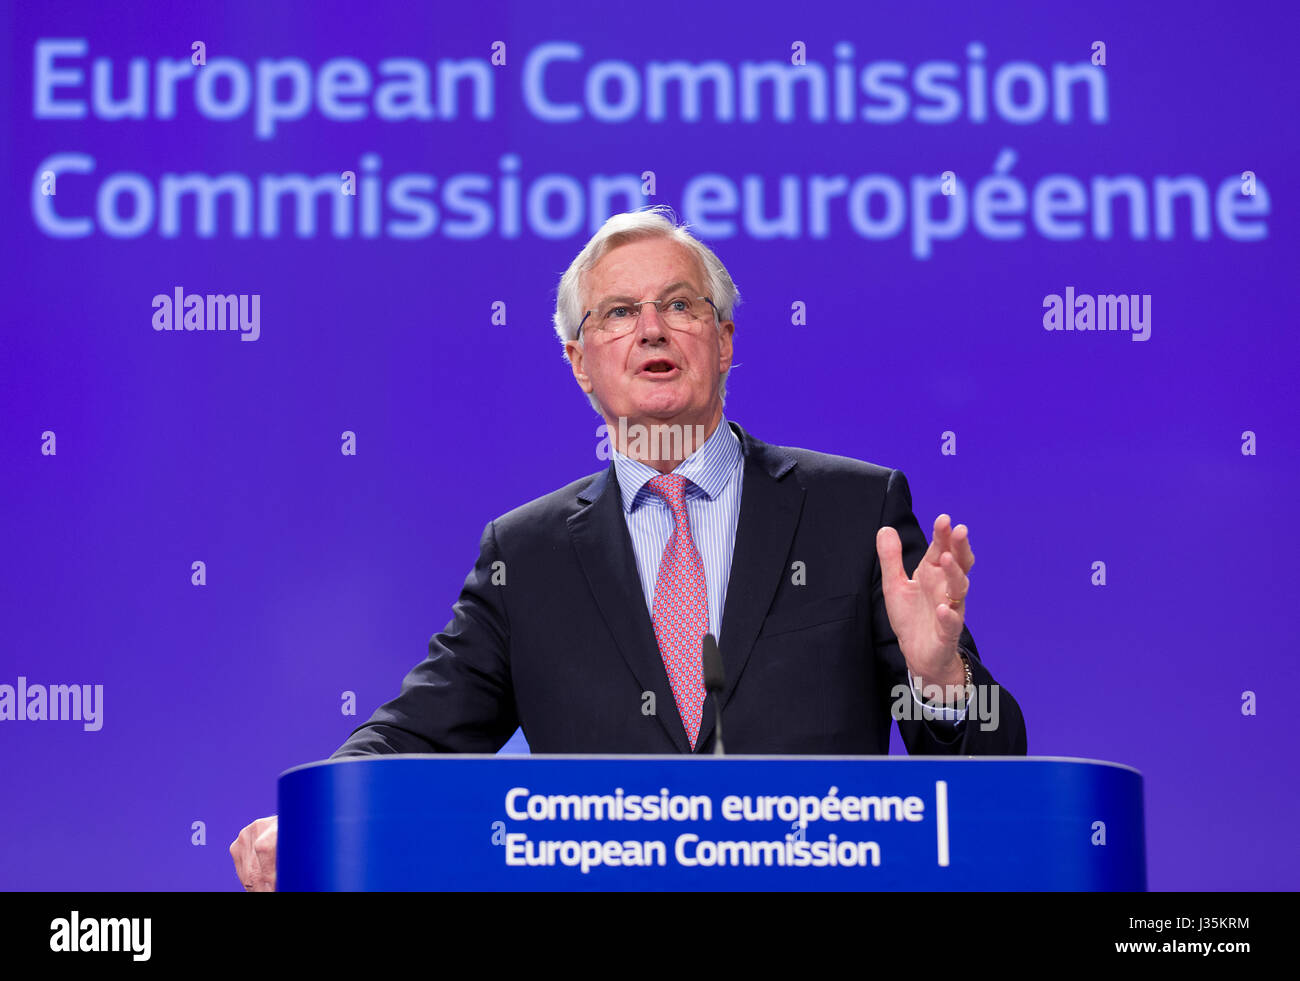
[936,780,950,867]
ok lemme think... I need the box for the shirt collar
[612,416,743,513]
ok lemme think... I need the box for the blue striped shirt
[612,416,744,642]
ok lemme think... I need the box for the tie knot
[645,472,690,509]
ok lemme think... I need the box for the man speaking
[231,206,1026,890]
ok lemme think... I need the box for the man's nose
[636,302,668,338]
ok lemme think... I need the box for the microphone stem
[711,692,725,755]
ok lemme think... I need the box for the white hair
[553,205,741,414]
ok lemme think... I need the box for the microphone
[701,633,725,756]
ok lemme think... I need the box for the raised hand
[876,513,974,689]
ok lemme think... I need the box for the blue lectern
[277,755,1144,890]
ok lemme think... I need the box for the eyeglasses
[577,296,718,341]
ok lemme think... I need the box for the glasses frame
[577,295,719,342]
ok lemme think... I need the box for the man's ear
[717,320,735,374]
[566,340,594,393]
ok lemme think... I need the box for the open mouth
[640,359,677,375]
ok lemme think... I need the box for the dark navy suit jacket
[332,421,1027,757]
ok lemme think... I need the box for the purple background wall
[2,0,1296,890]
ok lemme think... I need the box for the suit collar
[608,415,744,512]
[571,420,804,753]
[577,420,797,503]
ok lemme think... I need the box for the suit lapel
[568,423,804,755]
[694,423,804,753]
[568,465,692,753]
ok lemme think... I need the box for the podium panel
[277,756,1144,890]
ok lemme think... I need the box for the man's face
[566,237,734,433]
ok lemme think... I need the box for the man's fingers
[921,514,950,568]
[254,823,278,892]
[932,515,976,575]
[245,833,264,890]
[230,828,249,883]
[876,526,905,587]
[940,550,969,602]
[881,516,973,593]
[231,816,278,892]
[950,522,975,572]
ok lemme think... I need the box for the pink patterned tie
[645,473,708,749]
